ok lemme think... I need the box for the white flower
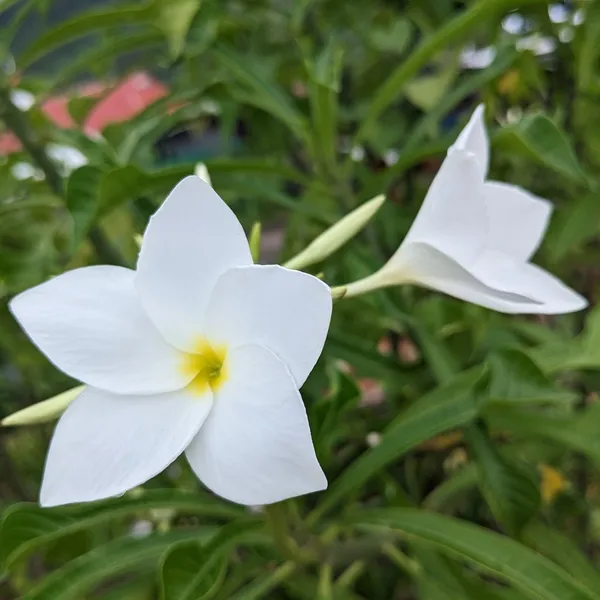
[10,176,331,507]
[345,105,587,314]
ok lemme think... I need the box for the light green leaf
[545,192,600,263]
[0,489,246,569]
[402,46,518,153]
[304,40,344,171]
[1,385,83,426]
[529,306,600,373]
[369,18,413,54]
[153,0,202,59]
[494,113,587,184]
[465,422,540,536]
[350,509,599,600]
[405,53,459,112]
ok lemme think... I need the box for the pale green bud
[284,194,386,271]
[2,385,84,426]
[195,162,212,187]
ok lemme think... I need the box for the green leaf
[51,31,163,90]
[153,0,202,59]
[160,541,226,600]
[422,463,478,512]
[402,46,518,153]
[356,0,531,143]
[159,521,261,600]
[369,18,413,54]
[309,367,485,523]
[214,45,309,143]
[350,509,599,600]
[486,349,576,405]
[229,563,296,600]
[16,3,154,70]
[523,521,600,593]
[465,422,540,536]
[494,113,587,185]
[529,306,600,373]
[98,165,149,216]
[405,53,459,112]
[304,40,344,171]
[20,529,218,600]
[545,191,600,263]
[66,165,105,250]
[0,489,245,569]
[485,404,600,470]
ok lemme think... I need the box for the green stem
[382,543,422,578]
[354,0,548,145]
[263,502,314,563]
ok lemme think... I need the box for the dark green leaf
[465,422,540,536]
[523,521,600,593]
[214,45,309,143]
[309,367,485,523]
[0,489,245,569]
[66,165,105,251]
[486,349,576,405]
[17,3,154,70]
[159,521,263,600]
[20,529,217,600]
[349,509,599,600]
[160,541,226,600]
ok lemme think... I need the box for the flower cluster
[9,105,586,507]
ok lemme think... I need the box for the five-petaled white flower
[11,176,332,507]
[345,105,587,314]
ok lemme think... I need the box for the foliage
[0,0,600,599]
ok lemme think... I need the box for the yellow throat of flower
[181,339,228,395]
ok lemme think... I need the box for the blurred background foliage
[2,0,600,598]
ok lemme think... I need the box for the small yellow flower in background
[10,175,332,508]
[539,464,569,504]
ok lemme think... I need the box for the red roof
[0,72,168,155]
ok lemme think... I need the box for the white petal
[450,104,489,177]
[185,344,326,505]
[136,176,252,351]
[470,251,587,314]
[41,386,212,506]
[205,265,332,387]
[10,266,189,394]
[398,242,542,313]
[484,181,552,262]
[398,150,487,267]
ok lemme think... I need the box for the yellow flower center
[181,339,228,396]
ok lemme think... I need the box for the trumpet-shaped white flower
[346,105,587,314]
[10,176,331,507]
